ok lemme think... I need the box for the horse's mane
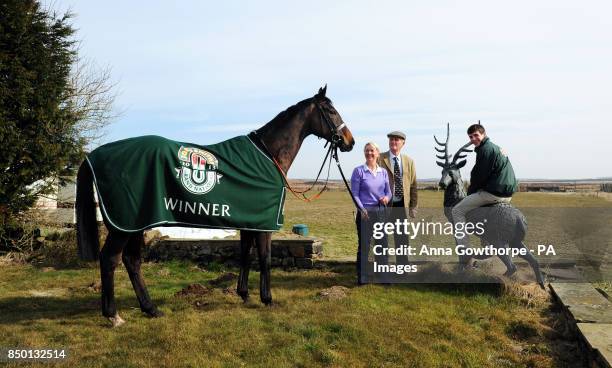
[269,97,312,123]
[264,95,332,128]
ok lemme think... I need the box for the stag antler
[435,123,474,167]
[434,123,450,167]
[451,142,473,166]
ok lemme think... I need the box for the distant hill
[288,178,612,193]
[419,177,612,183]
[292,178,612,183]
[517,177,612,183]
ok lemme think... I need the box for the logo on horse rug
[86,135,286,232]
[176,146,222,195]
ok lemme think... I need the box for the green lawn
[0,261,572,367]
[1,190,608,367]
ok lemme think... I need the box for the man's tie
[393,157,403,200]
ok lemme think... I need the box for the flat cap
[387,131,406,140]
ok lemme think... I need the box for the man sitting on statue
[451,123,519,249]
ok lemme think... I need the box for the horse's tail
[76,160,100,261]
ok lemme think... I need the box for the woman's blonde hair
[363,142,380,152]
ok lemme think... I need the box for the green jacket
[468,137,518,197]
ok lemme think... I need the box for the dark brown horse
[76,86,355,326]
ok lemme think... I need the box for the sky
[49,0,612,180]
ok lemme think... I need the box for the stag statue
[434,124,544,288]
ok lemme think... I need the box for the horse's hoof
[108,314,125,328]
[238,290,250,303]
[145,308,164,318]
[262,298,273,306]
[538,282,546,290]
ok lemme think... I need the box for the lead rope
[279,145,334,202]
[331,146,361,210]
[252,131,334,202]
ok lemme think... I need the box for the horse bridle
[314,99,346,148]
[313,100,360,208]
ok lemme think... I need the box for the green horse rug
[86,135,286,232]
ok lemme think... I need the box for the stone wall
[144,238,323,269]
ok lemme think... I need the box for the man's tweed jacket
[379,151,418,209]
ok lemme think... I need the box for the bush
[0,217,40,253]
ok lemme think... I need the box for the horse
[76,86,355,326]
[434,124,544,288]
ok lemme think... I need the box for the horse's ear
[317,84,327,97]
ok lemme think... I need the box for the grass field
[283,190,612,261]
[0,191,610,367]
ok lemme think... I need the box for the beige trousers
[451,190,512,243]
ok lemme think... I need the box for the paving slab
[577,323,612,368]
[550,283,612,323]
[543,265,585,282]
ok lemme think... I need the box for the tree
[0,0,116,230]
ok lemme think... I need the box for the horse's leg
[472,237,495,260]
[512,240,545,289]
[455,235,473,270]
[100,230,130,327]
[237,230,255,302]
[122,232,163,317]
[256,232,273,305]
[493,242,517,277]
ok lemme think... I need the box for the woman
[350,142,391,284]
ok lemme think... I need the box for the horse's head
[311,85,355,152]
[434,123,472,189]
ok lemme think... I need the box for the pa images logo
[176,146,222,195]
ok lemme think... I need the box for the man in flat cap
[379,131,418,265]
